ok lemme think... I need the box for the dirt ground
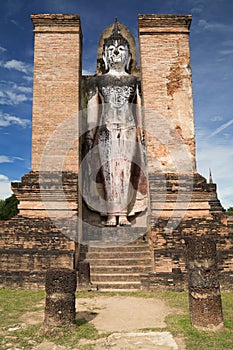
[77,296,173,331]
[18,295,186,349]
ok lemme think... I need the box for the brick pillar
[31,14,82,173]
[186,236,224,331]
[15,15,82,217]
[138,15,196,173]
[44,268,77,327]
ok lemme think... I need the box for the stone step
[81,227,147,244]
[91,273,143,282]
[87,244,150,252]
[79,247,150,260]
[96,288,141,292]
[87,251,151,259]
[84,240,149,248]
[81,234,152,290]
[94,281,142,290]
[87,257,152,266]
[91,265,152,274]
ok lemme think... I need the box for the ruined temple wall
[31,14,82,173]
[12,171,79,217]
[144,215,233,291]
[0,216,76,289]
[138,15,196,173]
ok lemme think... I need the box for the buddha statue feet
[105,215,117,226]
[119,215,131,226]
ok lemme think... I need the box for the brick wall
[0,216,76,289]
[146,215,233,291]
[138,15,196,173]
[12,171,79,217]
[31,14,82,173]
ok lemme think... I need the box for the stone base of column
[78,261,91,285]
[189,291,224,331]
[186,236,224,332]
[44,268,77,327]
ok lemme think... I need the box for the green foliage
[226,207,233,216]
[0,194,19,220]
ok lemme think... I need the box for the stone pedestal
[44,268,77,327]
[186,236,224,331]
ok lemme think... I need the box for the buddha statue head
[102,20,132,73]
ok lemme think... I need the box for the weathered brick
[31,14,82,173]
[138,15,195,173]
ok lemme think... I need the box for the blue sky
[0,0,233,209]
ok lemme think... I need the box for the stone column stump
[44,268,77,327]
[78,261,91,285]
[186,236,224,331]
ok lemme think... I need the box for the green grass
[0,289,103,349]
[0,289,232,349]
[166,314,233,350]
[164,291,233,350]
[0,289,45,327]
[54,320,100,347]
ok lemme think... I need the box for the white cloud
[0,174,12,200]
[197,143,233,177]
[0,156,13,163]
[2,59,33,75]
[14,157,24,161]
[0,81,32,105]
[0,174,10,181]
[222,40,233,46]
[191,6,203,14]
[210,116,224,122]
[0,155,25,164]
[219,50,233,55]
[198,19,233,32]
[10,19,19,26]
[217,185,233,210]
[196,127,233,209]
[82,69,95,75]
[23,75,33,82]
[0,112,30,127]
[210,118,233,137]
[5,91,28,104]
[7,90,29,104]
[13,84,32,94]
[0,46,7,53]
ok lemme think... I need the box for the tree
[225,207,233,216]
[0,195,19,220]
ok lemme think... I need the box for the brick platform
[0,216,75,288]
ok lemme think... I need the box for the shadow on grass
[76,311,98,326]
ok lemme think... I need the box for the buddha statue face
[104,39,129,70]
[103,21,131,73]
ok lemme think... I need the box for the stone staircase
[82,235,153,291]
